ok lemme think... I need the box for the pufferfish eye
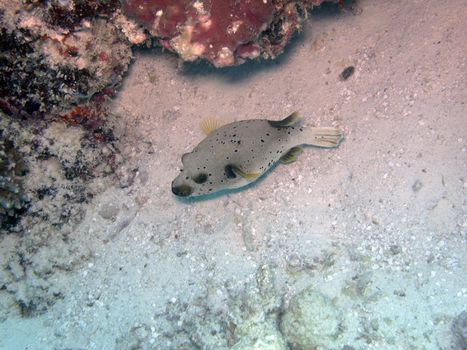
[193,173,208,184]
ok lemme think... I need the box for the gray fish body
[172,114,343,197]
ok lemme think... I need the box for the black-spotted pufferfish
[171,112,343,197]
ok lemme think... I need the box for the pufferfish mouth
[172,184,193,197]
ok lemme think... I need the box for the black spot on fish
[261,139,264,143]
[193,173,208,184]
[225,165,237,179]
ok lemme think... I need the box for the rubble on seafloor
[116,265,286,349]
[115,264,349,349]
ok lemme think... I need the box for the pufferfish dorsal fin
[200,118,223,135]
[268,111,302,128]
[280,146,304,164]
[226,164,261,181]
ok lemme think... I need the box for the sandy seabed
[1,0,466,349]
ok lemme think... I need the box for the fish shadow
[178,37,302,84]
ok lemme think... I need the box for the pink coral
[124,0,274,67]
[123,0,338,67]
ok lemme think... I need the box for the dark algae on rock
[0,132,29,230]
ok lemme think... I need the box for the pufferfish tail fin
[303,127,344,148]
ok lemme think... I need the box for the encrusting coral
[123,0,339,67]
[0,0,133,116]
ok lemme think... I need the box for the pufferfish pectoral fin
[200,118,223,135]
[268,111,302,128]
[280,146,304,164]
[226,164,261,182]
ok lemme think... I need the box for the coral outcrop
[0,112,124,314]
[0,0,133,115]
[123,0,339,67]
[0,0,341,120]
[280,287,343,349]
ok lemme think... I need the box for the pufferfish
[171,112,343,197]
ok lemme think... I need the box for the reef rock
[280,287,343,349]
[0,132,28,230]
[0,0,133,115]
[123,0,339,67]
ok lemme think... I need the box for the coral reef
[280,286,343,349]
[123,0,338,67]
[0,0,341,122]
[0,132,29,230]
[0,0,342,122]
[0,0,341,320]
[0,112,123,315]
[0,0,133,115]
